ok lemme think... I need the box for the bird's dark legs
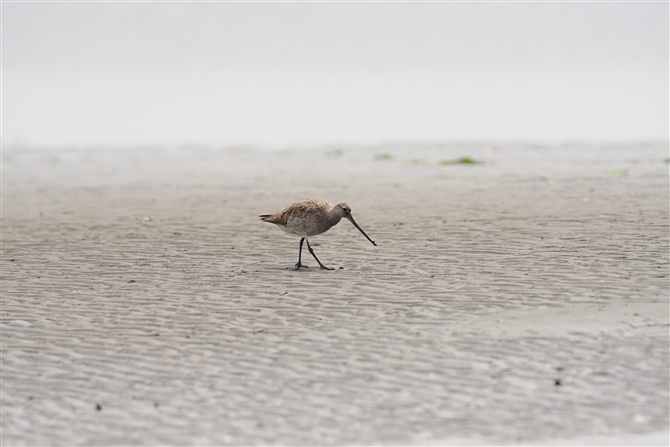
[295,238,309,269]
[305,238,334,270]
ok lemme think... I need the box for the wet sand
[3,143,668,445]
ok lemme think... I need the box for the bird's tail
[259,214,271,222]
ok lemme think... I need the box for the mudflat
[3,143,668,445]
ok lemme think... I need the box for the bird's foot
[295,262,309,270]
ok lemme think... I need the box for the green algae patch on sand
[611,169,630,177]
[325,149,343,158]
[407,158,428,165]
[439,157,484,166]
[375,153,394,161]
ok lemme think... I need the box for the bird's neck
[326,207,344,227]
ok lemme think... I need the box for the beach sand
[3,143,668,445]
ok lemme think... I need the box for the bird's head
[336,202,352,217]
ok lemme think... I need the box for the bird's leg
[295,237,309,269]
[305,238,334,270]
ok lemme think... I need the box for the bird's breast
[284,218,337,237]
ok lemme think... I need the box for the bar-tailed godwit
[259,199,377,270]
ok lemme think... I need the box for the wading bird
[259,200,377,270]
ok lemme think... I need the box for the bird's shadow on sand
[253,264,343,273]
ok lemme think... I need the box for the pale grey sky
[4,2,668,147]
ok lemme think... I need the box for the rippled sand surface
[3,143,668,445]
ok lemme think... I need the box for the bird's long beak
[346,215,377,246]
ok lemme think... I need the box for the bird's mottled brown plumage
[259,200,350,237]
